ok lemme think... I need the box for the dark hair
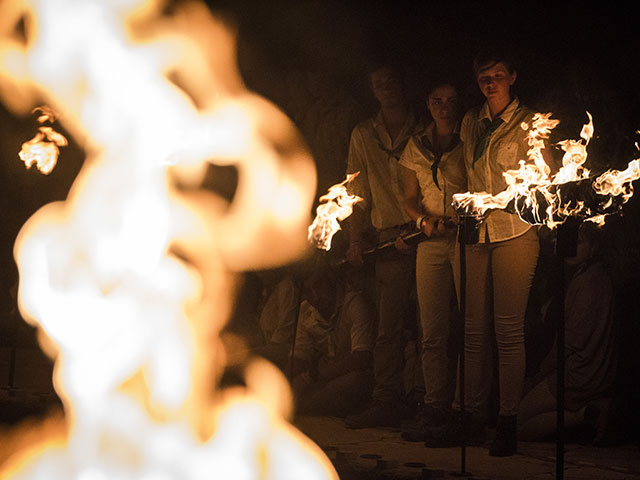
[365,60,406,86]
[473,48,517,77]
[425,78,460,99]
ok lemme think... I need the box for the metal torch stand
[452,216,480,477]
[554,217,580,480]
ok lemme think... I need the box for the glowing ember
[0,0,336,479]
[308,172,362,251]
[18,107,67,174]
[453,112,640,228]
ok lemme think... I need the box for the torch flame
[18,107,67,174]
[593,159,640,200]
[308,172,362,251]
[0,0,336,479]
[453,111,640,228]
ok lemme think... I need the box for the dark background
[214,1,639,127]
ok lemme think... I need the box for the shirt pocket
[495,142,521,172]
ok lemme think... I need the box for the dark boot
[489,415,517,457]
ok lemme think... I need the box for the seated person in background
[223,262,375,418]
[221,268,301,385]
[292,267,376,417]
[519,224,619,441]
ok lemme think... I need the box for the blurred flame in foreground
[0,0,336,478]
[18,106,67,174]
[308,173,361,251]
[453,112,640,228]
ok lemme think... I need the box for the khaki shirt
[399,123,467,219]
[346,111,416,232]
[461,98,535,243]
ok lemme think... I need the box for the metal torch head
[457,214,483,245]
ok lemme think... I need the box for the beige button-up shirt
[399,122,467,219]
[346,111,416,232]
[460,98,535,243]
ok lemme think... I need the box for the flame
[593,159,640,199]
[308,172,362,251]
[453,112,640,228]
[18,107,67,174]
[0,0,336,479]
[553,111,593,185]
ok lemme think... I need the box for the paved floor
[295,415,640,480]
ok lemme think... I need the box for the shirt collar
[373,110,416,140]
[423,121,460,143]
[421,122,461,153]
[478,97,520,124]
[373,110,385,128]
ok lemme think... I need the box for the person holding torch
[452,49,541,457]
[398,80,467,441]
[343,63,417,429]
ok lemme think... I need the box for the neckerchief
[420,132,461,190]
[371,126,410,161]
[472,117,504,166]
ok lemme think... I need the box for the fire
[0,1,336,479]
[593,159,640,200]
[308,172,362,251]
[453,112,640,228]
[18,106,67,174]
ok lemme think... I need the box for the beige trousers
[462,227,539,417]
[415,235,459,409]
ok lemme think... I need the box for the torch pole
[458,233,469,475]
[452,215,480,477]
[555,260,565,480]
[554,217,580,480]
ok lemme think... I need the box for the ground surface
[295,415,640,480]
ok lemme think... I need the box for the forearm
[402,167,427,228]
[346,205,365,243]
[404,196,424,223]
